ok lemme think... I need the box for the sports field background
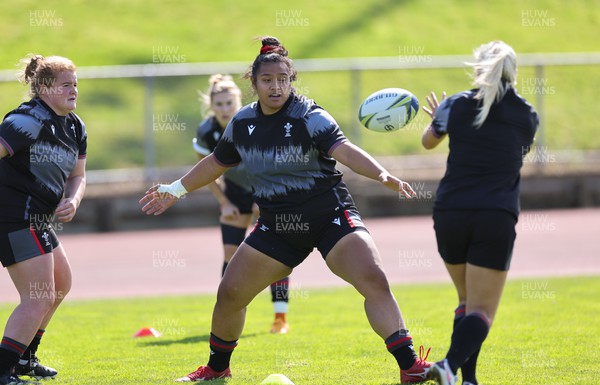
[1,209,599,384]
[0,1,599,169]
[1,1,599,384]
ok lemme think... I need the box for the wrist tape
[157,179,188,198]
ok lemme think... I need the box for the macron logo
[332,218,341,226]
[248,125,256,135]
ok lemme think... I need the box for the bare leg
[211,243,292,340]
[325,231,403,338]
[38,244,71,330]
[465,263,508,323]
[5,254,55,345]
[444,263,467,306]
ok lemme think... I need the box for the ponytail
[467,41,517,128]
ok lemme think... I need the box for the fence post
[535,64,545,168]
[350,68,362,146]
[144,75,156,182]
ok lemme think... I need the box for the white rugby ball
[358,88,419,132]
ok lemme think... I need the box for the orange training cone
[133,327,161,337]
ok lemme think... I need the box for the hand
[139,185,178,215]
[378,173,417,199]
[54,198,79,222]
[220,201,240,221]
[422,91,447,118]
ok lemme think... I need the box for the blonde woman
[194,74,291,334]
[422,41,538,385]
[0,55,87,384]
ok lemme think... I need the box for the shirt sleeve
[75,115,88,159]
[0,114,43,157]
[213,120,241,166]
[431,98,451,137]
[193,119,212,156]
[306,109,348,156]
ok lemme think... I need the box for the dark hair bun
[260,36,288,56]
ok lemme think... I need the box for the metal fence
[2,52,599,180]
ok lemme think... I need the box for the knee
[21,290,56,315]
[216,280,241,304]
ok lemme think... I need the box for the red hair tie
[260,45,278,55]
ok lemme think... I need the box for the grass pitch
[1,276,598,384]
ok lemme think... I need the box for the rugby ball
[358,88,419,132]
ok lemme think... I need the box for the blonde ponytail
[467,41,517,128]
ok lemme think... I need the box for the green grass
[1,276,598,384]
[0,1,599,169]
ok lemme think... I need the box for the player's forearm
[333,142,388,182]
[63,174,86,208]
[180,153,228,193]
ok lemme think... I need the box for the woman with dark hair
[422,41,538,385]
[0,54,87,385]
[141,36,432,383]
[194,74,291,334]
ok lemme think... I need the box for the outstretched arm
[139,153,229,215]
[330,141,416,198]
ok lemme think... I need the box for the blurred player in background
[0,55,87,385]
[194,74,291,334]
[421,41,538,385]
[141,36,432,383]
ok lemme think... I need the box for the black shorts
[223,179,254,214]
[433,209,517,271]
[245,207,368,268]
[0,221,59,267]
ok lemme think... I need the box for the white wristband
[157,179,188,198]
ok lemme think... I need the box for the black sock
[453,306,480,384]
[385,330,418,370]
[270,277,289,302]
[21,329,45,363]
[221,262,228,277]
[0,337,27,374]
[207,333,237,372]
[446,313,490,374]
[453,304,466,330]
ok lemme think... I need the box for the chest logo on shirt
[213,131,221,141]
[248,124,256,135]
[71,124,77,135]
[284,122,292,137]
[50,124,56,135]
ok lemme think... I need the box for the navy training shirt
[213,93,354,215]
[0,98,87,221]
[431,87,538,218]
